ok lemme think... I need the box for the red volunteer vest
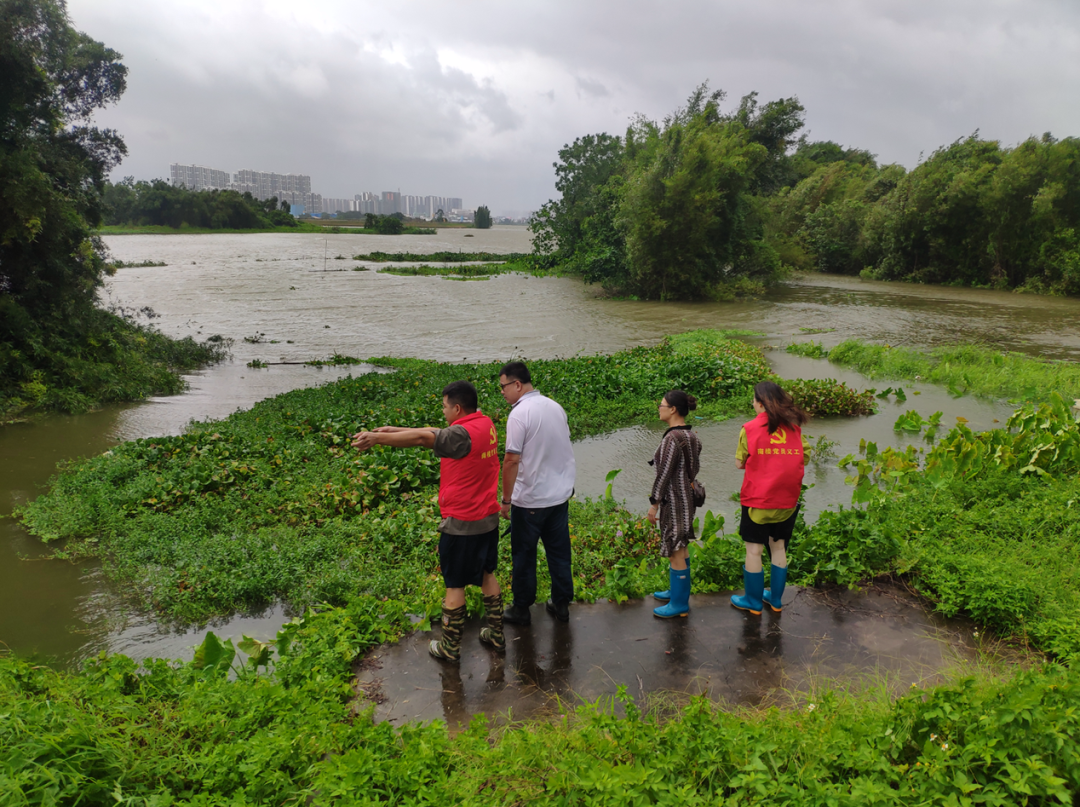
[439,411,501,522]
[740,412,804,509]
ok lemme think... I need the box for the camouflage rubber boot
[479,593,505,650]
[429,605,466,661]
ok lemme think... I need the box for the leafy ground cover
[2,625,1076,805]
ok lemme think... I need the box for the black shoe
[545,599,570,622]
[502,604,532,626]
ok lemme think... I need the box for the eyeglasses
[658,402,672,409]
[499,380,518,390]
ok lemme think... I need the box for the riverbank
[0,310,230,423]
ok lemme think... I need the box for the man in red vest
[351,381,503,661]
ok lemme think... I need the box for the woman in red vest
[731,381,810,615]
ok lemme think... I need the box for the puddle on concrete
[356,583,998,729]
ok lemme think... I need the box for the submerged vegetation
[533,83,1080,298]
[353,251,530,262]
[374,262,527,278]
[824,340,1080,402]
[6,330,1080,801]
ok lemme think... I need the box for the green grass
[785,340,830,359]
[828,339,1080,402]
[1,644,1076,805]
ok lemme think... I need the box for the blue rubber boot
[763,564,788,612]
[653,565,690,618]
[730,567,764,614]
[653,560,690,601]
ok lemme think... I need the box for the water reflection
[359,585,991,727]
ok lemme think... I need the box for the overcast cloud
[67,0,1080,216]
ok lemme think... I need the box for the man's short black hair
[442,380,478,412]
[499,361,531,385]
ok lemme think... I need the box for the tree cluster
[474,205,492,229]
[532,85,1080,298]
[363,213,406,233]
[1,1,224,417]
[530,85,806,300]
[103,178,298,229]
[766,133,1080,294]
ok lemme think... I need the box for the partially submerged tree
[474,205,492,229]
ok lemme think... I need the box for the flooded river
[3,226,1079,667]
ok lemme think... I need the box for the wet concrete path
[355,583,990,728]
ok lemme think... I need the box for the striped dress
[649,425,702,557]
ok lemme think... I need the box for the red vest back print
[438,411,501,522]
[740,412,804,509]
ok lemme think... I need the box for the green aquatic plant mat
[17,334,770,621]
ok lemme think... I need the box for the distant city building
[232,168,321,212]
[321,198,357,214]
[169,163,322,213]
[169,162,463,220]
[169,163,231,192]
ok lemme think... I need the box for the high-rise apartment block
[169,163,322,212]
[169,163,232,192]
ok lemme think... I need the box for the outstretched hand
[351,432,377,451]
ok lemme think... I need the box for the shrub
[783,377,876,416]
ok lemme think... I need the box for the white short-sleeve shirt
[505,390,575,508]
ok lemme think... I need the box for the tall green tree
[474,204,492,229]
[618,96,773,299]
[1,0,127,331]
[1,0,224,417]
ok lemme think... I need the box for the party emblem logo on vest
[769,427,789,445]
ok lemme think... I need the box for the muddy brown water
[3,226,1078,668]
[356,583,994,729]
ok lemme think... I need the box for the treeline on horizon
[102,178,300,230]
[530,83,1080,300]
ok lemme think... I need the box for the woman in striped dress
[647,390,702,618]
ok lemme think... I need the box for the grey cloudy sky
[68,0,1080,216]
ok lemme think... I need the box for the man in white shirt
[498,361,576,625]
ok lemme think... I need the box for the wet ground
[355,582,993,729]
